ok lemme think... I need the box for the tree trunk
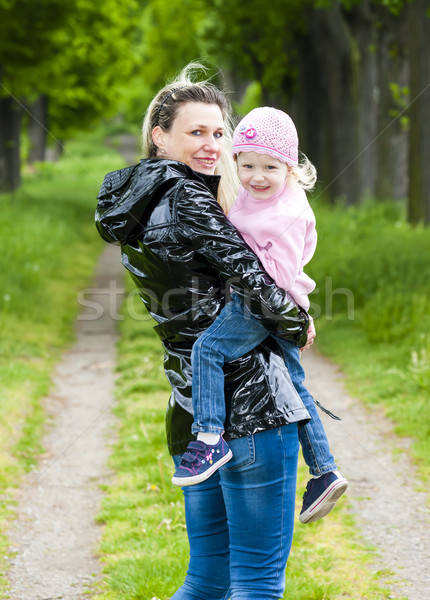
[0,86,23,192]
[27,95,49,163]
[374,6,409,201]
[298,2,412,205]
[296,22,326,174]
[408,0,430,224]
[307,5,361,204]
[45,138,65,162]
[350,1,379,200]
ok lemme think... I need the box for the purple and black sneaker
[172,436,233,487]
[299,470,348,524]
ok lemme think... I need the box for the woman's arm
[176,180,309,345]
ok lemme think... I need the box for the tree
[297,1,411,204]
[45,0,139,141]
[131,0,208,101]
[0,0,76,190]
[0,77,22,190]
[408,0,430,224]
[0,0,139,191]
[373,5,409,202]
[301,2,363,204]
[202,0,305,107]
[26,95,49,163]
[199,0,417,209]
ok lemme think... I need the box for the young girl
[172,107,348,523]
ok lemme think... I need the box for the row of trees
[141,0,430,223]
[0,0,140,189]
[1,0,429,223]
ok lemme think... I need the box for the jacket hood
[95,158,220,245]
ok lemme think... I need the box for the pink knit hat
[232,107,299,166]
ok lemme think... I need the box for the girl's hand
[300,317,316,353]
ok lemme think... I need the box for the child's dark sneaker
[172,436,232,487]
[299,470,348,524]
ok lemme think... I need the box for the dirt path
[301,349,430,600]
[6,244,124,600]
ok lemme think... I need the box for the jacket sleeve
[175,180,309,345]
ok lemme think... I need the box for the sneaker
[299,471,348,524]
[172,436,232,487]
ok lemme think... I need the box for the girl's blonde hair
[288,152,317,192]
[141,62,238,214]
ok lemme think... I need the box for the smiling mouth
[194,157,215,166]
[251,185,269,191]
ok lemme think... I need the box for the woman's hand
[300,317,316,353]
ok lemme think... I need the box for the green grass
[307,198,430,483]
[0,131,126,594]
[94,277,393,600]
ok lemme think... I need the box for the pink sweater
[228,181,317,311]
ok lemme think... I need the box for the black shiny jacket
[95,159,310,455]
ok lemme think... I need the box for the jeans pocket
[222,435,255,471]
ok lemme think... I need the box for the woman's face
[152,102,225,175]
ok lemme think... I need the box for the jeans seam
[275,428,286,585]
[193,314,229,431]
[300,424,337,476]
[301,424,320,474]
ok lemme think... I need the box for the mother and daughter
[172,104,348,523]
[96,64,347,600]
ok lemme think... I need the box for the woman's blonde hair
[141,63,238,214]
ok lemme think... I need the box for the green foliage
[202,0,305,102]
[138,0,207,86]
[233,81,263,117]
[0,0,77,95]
[307,197,430,478]
[389,82,409,130]
[46,0,141,137]
[307,198,430,318]
[379,0,408,16]
[113,0,211,125]
[0,0,140,136]
[116,0,312,115]
[313,0,407,14]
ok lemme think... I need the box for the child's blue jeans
[191,295,337,476]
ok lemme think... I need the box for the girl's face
[152,102,224,175]
[237,151,289,200]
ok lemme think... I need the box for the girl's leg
[275,340,347,524]
[276,339,336,476]
[170,456,231,600]
[220,425,299,600]
[191,296,268,435]
[173,299,269,487]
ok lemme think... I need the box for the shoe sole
[171,449,233,487]
[299,478,348,524]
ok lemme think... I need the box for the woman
[95,65,313,600]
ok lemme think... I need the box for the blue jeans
[191,295,336,476]
[171,425,299,600]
